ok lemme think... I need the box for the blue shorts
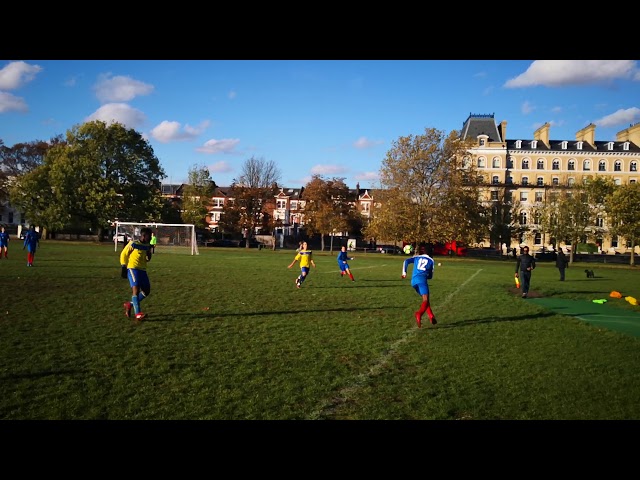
[127,269,150,292]
[0,243,7,248]
[412,280,430,296]
[301,267,310,275]
[338,262,349,272]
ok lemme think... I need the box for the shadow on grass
[138,305,405,322]
[435,311,558,329]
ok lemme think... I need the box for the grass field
[1,241,640,420]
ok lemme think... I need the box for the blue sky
[1,60,639,190]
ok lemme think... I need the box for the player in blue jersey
[0,226,9,259]
[401,244,437,328]
[288,241,316,288]
[22,225,40,266]
[120,227,153,320]
[337,245,355,281]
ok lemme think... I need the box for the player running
[120,227,153,320]
[288,241,316,288]
[337,245,355,281]
[401,244,437,328]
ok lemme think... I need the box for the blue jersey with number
[402,254,435,285]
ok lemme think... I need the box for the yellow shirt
[120,240,151,270]
[295,249,313,268]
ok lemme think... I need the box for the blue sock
[132,296,140,314]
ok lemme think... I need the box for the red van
[432,241,467,257]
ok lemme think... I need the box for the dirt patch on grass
[509,287,544,298]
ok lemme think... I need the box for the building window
[536,177,544,186]
[561,141,568,150]
[531,140,538,149]
[537,159,544,169]
[607,142,614,151]
[552,177,559,186]
[492,175,499,184]
[520,192,528,202]
[614,160,622,171]
[614,178,621,186]
[522,159,530,169]
[515,140,522,149]
[624,142,630,151]
[491,191,499,201]
[577,141,583,150]
[276,200,286,209]
[534,233,542,245]
[507,157,514,168]
[568,160,575,171]
[290,201,298,210]
[631,179,637,184]
[552,159,560,170]
[612,237,618,248]
[9,212,13,223]
[598,160,606,171]
[492,157,500,168]
[583,160,591,171]
[631,161,637,172]
[479,138,486,146]
[520,212,528,224]
[568,178,575,186]
[535,192,543,202]
[596,217,604,228]
[507,176,513,184]
[477,157,486,167]
[521,176,529,185]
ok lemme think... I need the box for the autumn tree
[605,182,640,266]
[221,156,281,248]
[181,164,217,228]
[301,175,355,252]
[365,127,485,246]
[9,121,165,240]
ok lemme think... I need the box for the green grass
[1,242,640,420]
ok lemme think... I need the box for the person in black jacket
[555,249,568,281]
[515,246,536,298]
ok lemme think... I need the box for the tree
[606,182,640,266]
[9,121,165,240]
[301,175,355,252]
[364,127,484,247]
[222,156,281,248]
[181,164,217,228]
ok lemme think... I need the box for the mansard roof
[461,113,502,142]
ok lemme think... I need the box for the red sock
[349,272,354,280]
[426,305,435,321]
[418,301,428,315]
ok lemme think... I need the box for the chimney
[533,122,550,147]
[576,123,596,146]
[499,120,507,143]
[616,122,640,145]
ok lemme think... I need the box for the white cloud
[504,60,639,88]
[354,171,379,182]
[64,76,78,87]
[228,90,237,99]
[0,91,28,113]
[208,161,234,173]
[310,164,348,175]
[594,107,640,128]
[85,103,146,129]
[353,136,383,149]
[521,101,535,115]
[551,106,562,114]
[150,120,210,143]
[93,73,154,103]
[0,61,42,91]
[196,138,240,154]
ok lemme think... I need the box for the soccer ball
[438,262,442,266]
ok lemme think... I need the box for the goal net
[114,222,199,255]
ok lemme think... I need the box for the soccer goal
[114,222,199,255]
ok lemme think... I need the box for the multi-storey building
[461,113,640,254]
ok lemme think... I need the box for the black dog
[585,269,595,278]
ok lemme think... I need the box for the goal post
[114,222,199,255]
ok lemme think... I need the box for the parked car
[377,244,403,254]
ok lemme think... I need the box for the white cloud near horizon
[93,73,154,103]
[196,138,240,154]
[85,103,146,129]
[310,164,348,175]
[353,136,384,149]
[505,60,639,88]
[594,107,640,128]
[150,120,211,143]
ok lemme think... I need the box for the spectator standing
[515,246,536,298]
[556,249,568,281]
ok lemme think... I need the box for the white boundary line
[307,268,484,420]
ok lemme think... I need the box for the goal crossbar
[114,221,199,255]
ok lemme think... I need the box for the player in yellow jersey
[287,241,316,288]
[120,227,153,320]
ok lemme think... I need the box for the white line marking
[307,268,483,420]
